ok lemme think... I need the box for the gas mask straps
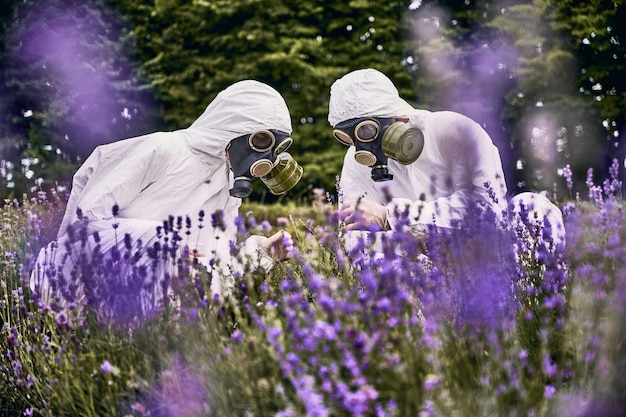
[332,117,424,182]
[227,129,302,198]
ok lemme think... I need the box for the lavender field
[1,162,625,417]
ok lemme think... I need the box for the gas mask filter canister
[227,129,302,197]
[261,152,303,195]
[333,117,424,182]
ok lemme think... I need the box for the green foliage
[3,0,625,201]
[172,270,289,416]
[105,0,414,201]
[0,0,164,198]
[487,1,597,189]
[404,0,626,196]
[559,0,626,125]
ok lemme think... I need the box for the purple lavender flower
[542,355,557,377]
[424,374,441,391]
[211,210,225,231]
[562,164,573,191]
[231,330,243,344]
[261,220,272,232]
[100,360,113,374]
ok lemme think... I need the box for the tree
[557,0,626,191]
[406,0,519,192]
[488,0,607,195]
[408,0,625,197]
[5,0,623,200]
[0,0,163,198]
[108,0,414,202]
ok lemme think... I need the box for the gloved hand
[339,198,389,231]
[261,230,294,262]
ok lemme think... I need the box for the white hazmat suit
[329,68,508,231]
[329,68,565,246]
[32,80,293,305]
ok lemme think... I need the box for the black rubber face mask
[333,117,424,182]
[227,129,300,197]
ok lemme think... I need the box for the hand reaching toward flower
[193,230,294,278]
[261,230,294,262]
[339,198,389,231]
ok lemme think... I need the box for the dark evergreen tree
[108,0,414,202]
[4,0,624,200]
[488,0,606,196]
[557,0,626,194]
[406,0,519,193]
[0,0,163,198]
[409,0,625,197]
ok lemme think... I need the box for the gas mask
[333,117,424,181]
[227,129,303,198]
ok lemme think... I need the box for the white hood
[181,79,292,167]
[328,68,416,127]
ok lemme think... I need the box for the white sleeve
[239,235,275,272]
[511,192,565,245]
[198,196,275,299]
[199,234,274,299]
[220,198,275,274]
[71,141,169,224]
[388,113,507,230]
[57,155,96,237]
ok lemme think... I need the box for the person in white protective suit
[31,80,303,305]
[328,68,565,248]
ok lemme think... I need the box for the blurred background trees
[1,0,624,202]
[0,0,164,198]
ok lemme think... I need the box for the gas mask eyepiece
[333,117,424,182]
[227,129,302,198]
